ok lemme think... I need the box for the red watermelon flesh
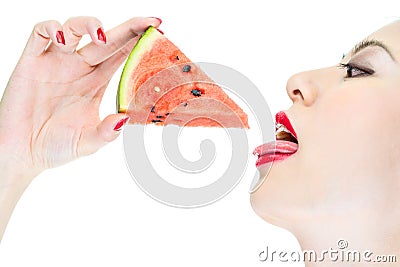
[117,26,249,129]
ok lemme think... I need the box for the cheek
[313,85,400,145]
[303,85,400,180]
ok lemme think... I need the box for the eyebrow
[349,39,395,61]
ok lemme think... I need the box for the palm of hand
[5,53,103,169]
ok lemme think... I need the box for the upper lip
[275,111,298,143]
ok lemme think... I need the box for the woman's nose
[286,70,320,107]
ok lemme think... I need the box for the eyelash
[338,63,374,78]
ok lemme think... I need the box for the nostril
[292,89,304,100]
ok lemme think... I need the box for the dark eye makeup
[338,62,375,78]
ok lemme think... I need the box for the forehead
[368,20,400,59]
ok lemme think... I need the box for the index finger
[77,17,162,66]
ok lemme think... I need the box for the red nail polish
[113,117,130,131]
[56,31,65,45]
[156,28,164,35]
[150,17,162,24]
[97,28,107,43]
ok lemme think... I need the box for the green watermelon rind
[117,26,162,113]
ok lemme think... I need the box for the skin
[251,21,400,266]
[0,16,161,240]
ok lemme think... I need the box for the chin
[249,157,304,231]
[250,191,294,231]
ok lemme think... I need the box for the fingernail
[156,28,164,35]
[56,31,65,45]
[113,117,130,131]
[97,28,107,43]
[150,17,162,24]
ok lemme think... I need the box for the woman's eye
[339,63,373,78]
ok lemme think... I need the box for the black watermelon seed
[156,115,164,118]
[165,112,170,116]
[182,102,188,107]
[151,119,163,123]
[191,89,202,97]
[182,64,191,72]
[176,55,180,60]
[150,106,156,113]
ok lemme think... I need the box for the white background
[0,1,398,266]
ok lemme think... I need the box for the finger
[77,114,130,156]
[95,36,140,79]
[23,20,64,57]
[77,17,161,66]
[81,37,139,104]
[47,16,105,54]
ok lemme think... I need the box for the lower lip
[255,153,294,167]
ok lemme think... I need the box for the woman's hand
[0,16,161,176]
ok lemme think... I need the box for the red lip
[276,111,297,139]
[253,111,298,167]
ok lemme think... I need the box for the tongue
[253,140,298,156]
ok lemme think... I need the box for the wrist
[0,155,40,189]
[0,157,38,241]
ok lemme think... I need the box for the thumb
[78,114,130,156]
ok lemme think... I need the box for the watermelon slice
[117,26,249,128]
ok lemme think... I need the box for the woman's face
[250,21,400,229]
